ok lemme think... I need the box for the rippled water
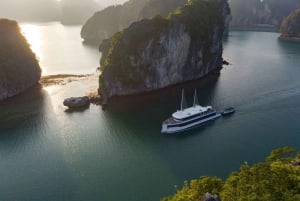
[0,27,300,201]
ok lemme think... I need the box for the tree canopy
[280,8,300,38]
[162,147,300,201]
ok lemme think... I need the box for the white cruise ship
[161,89,221,134]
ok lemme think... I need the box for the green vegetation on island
[98,0,230,102]
[280,8,300,41]
[81,0,188,44]
[100,0,224,69]
[162,147,300,201]
[0,19,41,101]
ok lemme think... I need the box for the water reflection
[0,86,46,130]
[96,75,223,194]
[64,106,90,113]
[0,87,76,201]
[102,74,221,140]
[277,38,300,58]
[106,74,220,112]
[20,22,100,76]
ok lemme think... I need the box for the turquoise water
[1,27,300,201]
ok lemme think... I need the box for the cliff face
[280,8,300,39]
[0,19,41,101]
[229,0,300,29]
[99,0,230,102]
[80,0,187,44]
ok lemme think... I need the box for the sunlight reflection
[44,86,58,95]
[20,24,44,67]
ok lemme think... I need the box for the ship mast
[193,89,199,107]
[180,89,187,111]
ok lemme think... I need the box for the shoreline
[278,35,300,42]
[40,73,103,105]
[100,68,222,109]
[39,70,223,108]
[229,26,279,33]
[40,73,96,87]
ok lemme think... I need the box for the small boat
[161,89,221,134]
[221,107,235,115]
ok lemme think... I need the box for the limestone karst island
[0,0,300,201]
[98,0,230,103]
[0,19,41,101]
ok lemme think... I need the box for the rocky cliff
[80,0,187,44]
[0,19,41,101]
[229,0,300,29]
[99,0,230,102]
[280,8,300,41]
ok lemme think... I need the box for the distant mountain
[0,0,60,22]
[60,3,103,25]
[0,19,41,101]
[0,0,103,25]
[229,0,300,30]
[80,0,187,44]
[280,8,300,41]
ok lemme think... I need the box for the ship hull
[161,113,221,134]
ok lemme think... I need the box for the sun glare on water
[20,24,43,64]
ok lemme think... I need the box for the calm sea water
[20,22,100,75]
[1,24,300,201]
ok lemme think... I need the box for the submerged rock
[63,96,90,108]
[0,19,41,101]
[99,0,230,103]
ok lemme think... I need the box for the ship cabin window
[167,112,216,128]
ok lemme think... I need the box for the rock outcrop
[202,193,221,201]
[229,0,300,30]
[279,8,300,41]
[99,0,230,103]
[0,19,41,101]
[63,96,90,108]
[80,0,187,44]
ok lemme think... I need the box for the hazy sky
[0,0,129,21]
[96,0,128,6]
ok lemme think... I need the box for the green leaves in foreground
[162,147,300,201]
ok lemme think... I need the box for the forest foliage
[280,8,300,37]
[162,147,300,201]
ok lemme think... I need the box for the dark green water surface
[1,30,300,201]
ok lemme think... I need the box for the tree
[162,147,300,201]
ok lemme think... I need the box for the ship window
[167,113,216,128]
